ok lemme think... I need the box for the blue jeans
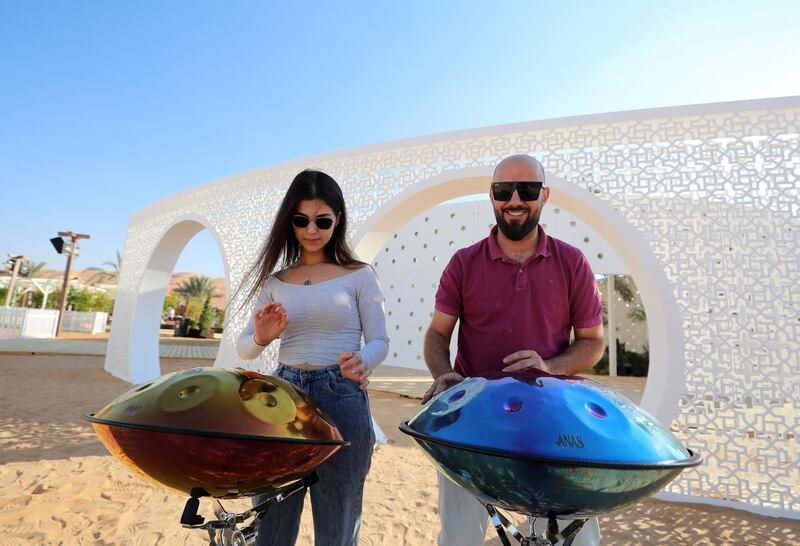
[254,364,375,546]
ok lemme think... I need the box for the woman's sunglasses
[291,214,334,230]
[491,181,543,201]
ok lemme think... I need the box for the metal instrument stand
[485,504,587,546]
[180,473,318,546]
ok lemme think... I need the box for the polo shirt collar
[488,225,552,262]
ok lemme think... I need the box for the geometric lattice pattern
[373,198,648,369]
[106,97,799,516]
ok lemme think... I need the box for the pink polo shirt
[435,225,603,378]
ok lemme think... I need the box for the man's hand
[501,350,550,373]
[338,352,370,390]
[421,371,465,404]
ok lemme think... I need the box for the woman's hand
[253,302,288,346]
[338,352,370,390]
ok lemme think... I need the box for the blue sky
[2,1,799,279]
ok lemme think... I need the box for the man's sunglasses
[291,214,335,230]
[491,181,544,201]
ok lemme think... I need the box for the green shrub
[162,293,182,316]
[593,340,649,377]
[183,297,204,321]
[66,287,114,313]
[198,297,214,334]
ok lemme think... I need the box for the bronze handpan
[85,367,346,498]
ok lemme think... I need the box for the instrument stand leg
[180,472,319,546]
[247,473,318,542]
[180,496,205,526]
[545,513,587,546]
[485,504,514,546]
[483,505,588,546]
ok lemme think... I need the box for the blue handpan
[400,370,700,518]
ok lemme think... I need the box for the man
[422,154,605,545]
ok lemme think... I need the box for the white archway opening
[127,217,230,384]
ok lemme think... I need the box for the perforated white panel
[106,97,799,517]
[372,199,645,369]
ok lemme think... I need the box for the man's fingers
[503,349,539,364]
[430,378,448,398]
[502,350,534,364]
[502,360,531,372]
[421,383,437,404]
[421,372,466,404]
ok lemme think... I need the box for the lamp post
[4,254,29,306]
[51,231,90,337]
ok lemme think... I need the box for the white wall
[373,197,646,369]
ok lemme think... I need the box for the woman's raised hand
[338,352,370,390]
[253,302,288,346]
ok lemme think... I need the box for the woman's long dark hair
[236,169,365,309]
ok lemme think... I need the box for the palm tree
[86,250,122,285]
[613,275,635,303]
[19,261,47,278]
[103,250,123,275]
[174,275,221,303]
[599,274,647,324]
[627,307,647,322]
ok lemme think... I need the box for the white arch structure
[353,168,684,425]
[106,97,799,518]
[125,215,232,382]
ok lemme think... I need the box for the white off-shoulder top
[236,266,389,370]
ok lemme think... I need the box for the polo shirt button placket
[516,266,528,290]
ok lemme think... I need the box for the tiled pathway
[0,337,219,359]
[0,338,645,402]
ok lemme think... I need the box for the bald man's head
[493,154,545,183]
[490,154,549,242]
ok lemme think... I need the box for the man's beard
[494,207,541,241]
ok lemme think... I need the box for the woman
[236,169,389,546]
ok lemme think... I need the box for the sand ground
[0,354,797,545]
